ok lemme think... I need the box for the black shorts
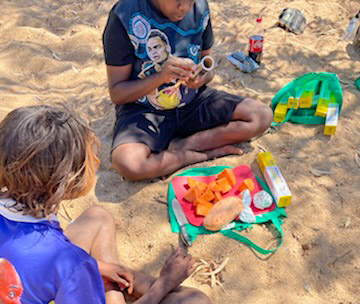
[112,86,245,153]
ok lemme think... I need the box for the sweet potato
[238,178,255,193]
[203,196,243,231]
[187,177,199,188]
[199,186,215,202]
[213,191,223,203]
[196,200,213,216]
[217,169,236,186]
[187,178,207,193]
[183,185,200,203]
[212,177,232,193]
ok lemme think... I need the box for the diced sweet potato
[196,201,213,216]
[208,181,217,191]
[187,177,199,188]
[217,169,236,187]
[187,178,207,193]
[238,178,255,193]
[194,198,212,207]
[197,182,207,194]
[213,191,223,203]
[183,185,200,203]
[212,177,232,193]
[199,186,215,202]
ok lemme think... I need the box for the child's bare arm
[107,57,196,105]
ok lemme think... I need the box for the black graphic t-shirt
[103,0,214,110]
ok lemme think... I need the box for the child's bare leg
[169,98,273,152]
[64,206,118,262]
[65,207,211,304]
[64,206,126,304]
[111,98,271,181]
[106,290,126,304]
[111,143,242,181]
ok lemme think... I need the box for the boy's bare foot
[203,145,243,159]
[169,137,243,157]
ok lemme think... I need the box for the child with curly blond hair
[0,104,210,304]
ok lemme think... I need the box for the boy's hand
[159,248,196,289]
[98,261,134,294]
[185,72,208,89]
[159,56,196,84]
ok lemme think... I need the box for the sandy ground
[1,0,360,303]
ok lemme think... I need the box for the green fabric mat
[167,166,287,255]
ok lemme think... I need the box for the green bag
[271,72,343,126]
[167,166,287,255]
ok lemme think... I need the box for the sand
[1,0,360,303]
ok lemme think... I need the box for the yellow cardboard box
[258,152,292,207]
[315,84,335,117]
[264,166,292,207]
[258,152,276,173]
[324,103,339,135]
[299,81,317,108]
[288,97,299,109]
[274,103,288,123]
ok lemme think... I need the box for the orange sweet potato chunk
[238,178,255,193]
[213,191,223,203]
[199,186,215,202]
[187,178,199,188]
[183,185,200,203]
[195,200,213,216]
[194,198,211,207]
[208,181,217,190]
[197,182,207,194]
[217,169,236,187]
[212,177,232,193]
[187,178,207,193]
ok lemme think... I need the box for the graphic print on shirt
[137,29,183,110]
[0,258,23,304]
[111,0,212,110]
[187,44,201,63]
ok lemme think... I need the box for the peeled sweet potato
[203,196,243,231]
[213,191,222,203]
[196,200,213,216]
[238,178,255,193]
[187,178,207,192]
[199,186,215,202]
[183,185,200,203]
[212,177,232,193]
[217,169,236,186]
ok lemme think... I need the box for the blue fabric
[103,0,213,110]
[0,213,105,304]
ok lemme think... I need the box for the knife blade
[172,198,192,247]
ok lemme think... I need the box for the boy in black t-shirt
[103,0,273,180]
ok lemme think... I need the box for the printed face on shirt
[0,259,23,304]
[146,32,170,64]
[153,0,195,22]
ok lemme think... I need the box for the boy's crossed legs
[65,206,211,304]
[112,95,273,181]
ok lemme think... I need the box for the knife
[172,198,192,247]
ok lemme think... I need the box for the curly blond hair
[0,104,99,218]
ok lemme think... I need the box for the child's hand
[159,56,196,84]
[98,261,134,294]
[185,72,208,89]
[159,248,196,289]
